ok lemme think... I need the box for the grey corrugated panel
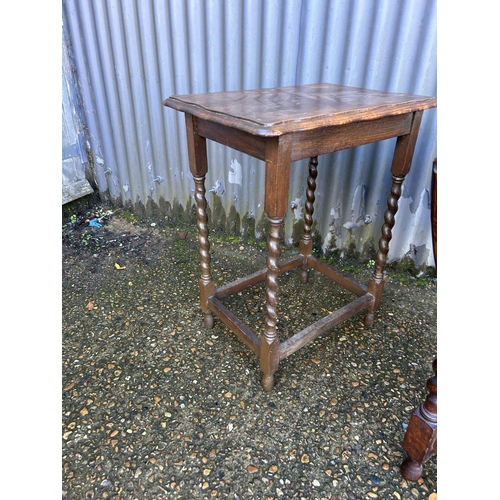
[63,1,108,197]
[63,0,437,266]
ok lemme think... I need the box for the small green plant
[70,214,77,224]
[123,210,139,223]
[81,230,92,246]
[366,259,375,269]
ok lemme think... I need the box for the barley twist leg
[365,174,404,327]
[193,174,215,328]
[299,156,318,283]
[261,217,282,391]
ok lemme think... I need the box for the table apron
[290,113,413,161]
[196,113,413,164]
[197,118,267,161]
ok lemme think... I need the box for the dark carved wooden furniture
[163,83,437,391]
[401,159,437,481]
[401,359,437,481]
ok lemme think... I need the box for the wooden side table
[163,83,437,391]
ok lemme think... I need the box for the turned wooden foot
[299,269,308,284]
[401,359,437,481]
[401,457,424,482]
[261,373,275,392]
[364,311,374,327]
[204,313,214,329]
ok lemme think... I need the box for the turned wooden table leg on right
[365,110,423,327]
[364,173,404,327]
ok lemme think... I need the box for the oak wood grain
[164,83,436,136]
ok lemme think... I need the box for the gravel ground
[62,205,437,500]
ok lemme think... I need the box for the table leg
[184,113,215,328]
[299,156,318,283]
[365,174,404,326]
[261,216,283,391]
[365,111,423,327]
[193,174,215,328]
[260,137,292,390]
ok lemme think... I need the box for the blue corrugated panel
[63,0,437,266]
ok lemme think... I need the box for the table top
[163,83,437,136]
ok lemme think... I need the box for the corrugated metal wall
[62,0,437,267]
